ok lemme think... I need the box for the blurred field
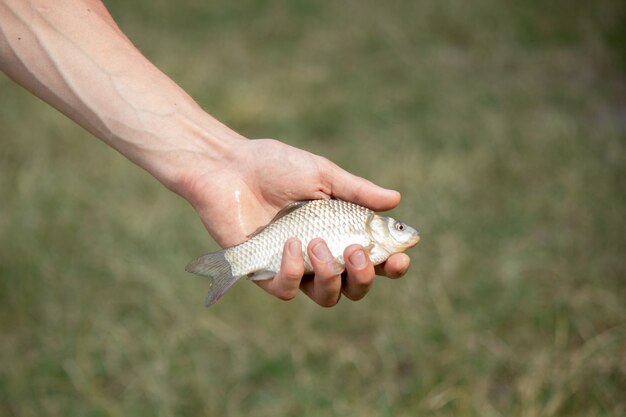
[1,1,625,416]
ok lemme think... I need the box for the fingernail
[350,250,367,269]
[312,241,333,262]
[288,239,300,257]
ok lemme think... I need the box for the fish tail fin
[185,250,239,306]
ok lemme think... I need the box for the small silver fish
[186,199,420,306]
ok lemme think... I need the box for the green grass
[1,1,625,416]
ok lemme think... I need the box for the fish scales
[226,199,373,276]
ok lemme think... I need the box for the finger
[374,253,411,279]
[321,159,401,211]
[254,238,304,300]
[300,238,344,307]
[342,244,376,301]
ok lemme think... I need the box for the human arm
[0,0,410,306]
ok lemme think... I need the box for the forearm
[0,0,244,195]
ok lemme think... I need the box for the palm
[189,139,335,247]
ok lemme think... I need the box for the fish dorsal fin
[246,200,312,239]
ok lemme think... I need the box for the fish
[186,199,420,306]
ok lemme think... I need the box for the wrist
[151,107,247,202]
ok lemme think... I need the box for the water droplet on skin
[233,189,246,232]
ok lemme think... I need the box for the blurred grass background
[1,0,625,416]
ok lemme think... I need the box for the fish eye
[394,222,405,231]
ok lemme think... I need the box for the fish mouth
[402,232,420,249]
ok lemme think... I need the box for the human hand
[0,1,409,306]
[181,138,411,306]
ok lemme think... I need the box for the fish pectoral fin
[247,270,277,281]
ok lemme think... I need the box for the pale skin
[0,0,411,307]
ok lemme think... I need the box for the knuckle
[282,260,305,280]
[276,290,297,301]
[281,262,304,283]
[284,273,302,287]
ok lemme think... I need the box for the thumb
[323,160,401,211]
